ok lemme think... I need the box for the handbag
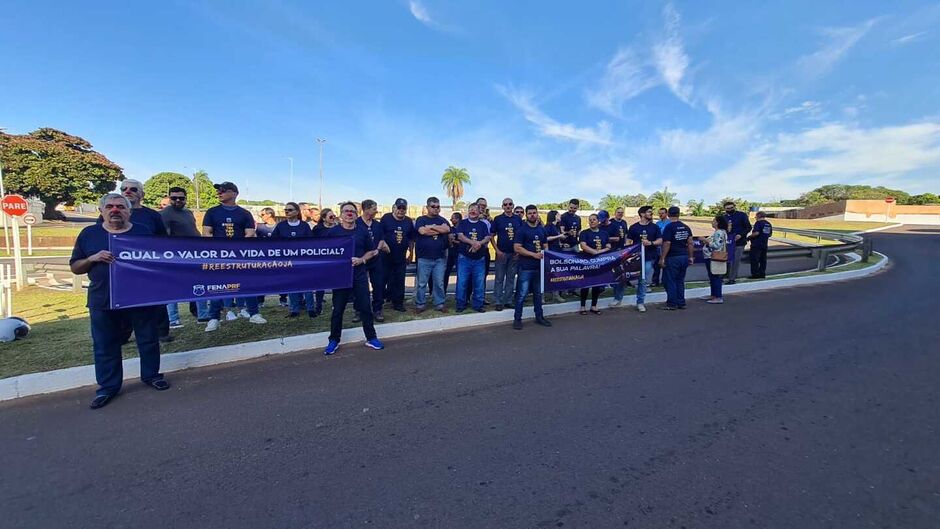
[711,249,728,262]
[710,259,728,275]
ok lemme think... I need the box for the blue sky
[2,1,939,206]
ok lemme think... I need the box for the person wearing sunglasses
[414,197,451,313]
[202,181,267,330]
[111,179,168,236]
[380,198,415,313]
[159,187,208,326]
[356,199,389,323]
[323,201,384,355]
[491,197,522,312]
[272,202,316,318]
[307,208,337,315]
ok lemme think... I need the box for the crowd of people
[70,180,773,409]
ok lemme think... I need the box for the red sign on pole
[1,195,29,217]
[885,197,896,204]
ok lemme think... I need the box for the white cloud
[653,3,691,103]
[891,31,927,45]
[408,1,434,26]
[707,120,940,199]
[499,86,613,146]
[658,99,759,157]
[586,2,692,115]
[797,19,877,77]
[780,100,823,118]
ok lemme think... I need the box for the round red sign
[1,195,29,217]
[885,197,896,204]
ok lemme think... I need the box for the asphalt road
[1,227,938,528]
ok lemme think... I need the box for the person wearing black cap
[381,198,415,312]
[201,181,267,331]
[658,206,694,310]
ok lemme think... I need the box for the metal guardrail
[767,228,869,271]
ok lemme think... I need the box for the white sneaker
[609,299,622,308]
[238,309,251,319]
[225,310,238,321]
[249,314,267,324]
[205,319,220,332]
[636,304,647,313]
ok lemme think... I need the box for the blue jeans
[663,255,689,308]
[456,254,485,311]
[611,283,624,301]
[166,303,180,324]
[289,292,315,313]
[416,257,446,307]
[89,307,164,397]
[513,268,544,322]
[209,296,258,319]
[636,260,655,304]
[705,259,723,298]
[196,300,210,320]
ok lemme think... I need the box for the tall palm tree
[440,165,471,210]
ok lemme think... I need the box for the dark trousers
[513,269,544,322]
[663,255,689,308]
[90,307,164,397]
[651,259,662,285]
[580,286,603,307]
[384,259,407,308]
[315,291,325,314]
[366,261,385,314]
[705,259,723,298]
[750,244,768,277]
[443,249,458,295]
[329,276,377,342]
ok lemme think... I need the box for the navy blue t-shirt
[607,219,628,250]
[326,223,375,279]
[70,223,154,309]
[202,205,255,238]
[627,222,662,261]
[311,223,332,238]
[491,214,522,253]
[726,211,752,247]
[97,206,167,236]
[456,219,489,260]
[560,211,582,246]
[357,217,386,269]
[662,221,693,257]
[751,219,773,246]
[255,222,276,238]
[271,220,313,239]
[516,222,548,270]
[380,213,415,263]
[414,215,449,260]
[579,228,610,252]
[546,223,563,251]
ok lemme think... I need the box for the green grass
[1,224,85,238]
[0,250,885,379]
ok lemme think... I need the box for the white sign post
[23,213,36,256]
[10,215,23,290]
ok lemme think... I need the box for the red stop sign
[1,195,29,217]
[885,197,896,204]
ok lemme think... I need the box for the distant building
[767,200,940,225]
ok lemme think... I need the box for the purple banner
[108,235,354,309]
[543,244,643,291]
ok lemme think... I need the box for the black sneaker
[536,318,552,327]
[393,305,406,313]
[495,304,504,311]
[512,320,523,330]
[159,335,174,343]
[307,311,317,318]
[89,394,115,409]
[286,312,299,318]
[375,311,385,322]
[474,307,485,313]
[145,379,171,391]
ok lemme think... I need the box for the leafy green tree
[440,166,471,210]
[648,187,678,210]
[536,199,594,210]
[599,193,648,211]
[908,192,939,205]
[686,199,708,216]
[143,172,191,207]
[191,170,218,210]
[0,128,123,219]
[707,197,751,216]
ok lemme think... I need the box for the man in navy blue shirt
[723,201,752,284]
[323,202,385,355]
[455,204,492,313]
[658,206,694,310]
[559,198,582,248]
[70,193,169,409]
[381,198,415,313]
[271,202,316,317]
[414,196,451,313]
[357,199,389,322]
[491,197,521,311]
[627,205,662,313]
[512,204,552,330]
[748,211,773,278]
[201,181,266,331]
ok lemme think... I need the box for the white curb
[0,252,889,402]
[853,224,903,235]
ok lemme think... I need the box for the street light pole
[316,138,326,210]
[0,127,9,254]
[288,157,294,202]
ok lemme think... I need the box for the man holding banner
[512,205,551,330]
[70,193,169,409]
[627,206,662,313]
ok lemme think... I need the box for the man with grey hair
[71,193,170,409]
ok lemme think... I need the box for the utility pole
[316,138,326,210]
[0,127,9,254]
[288,157,294,202]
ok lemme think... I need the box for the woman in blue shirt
[578,213,611,315]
